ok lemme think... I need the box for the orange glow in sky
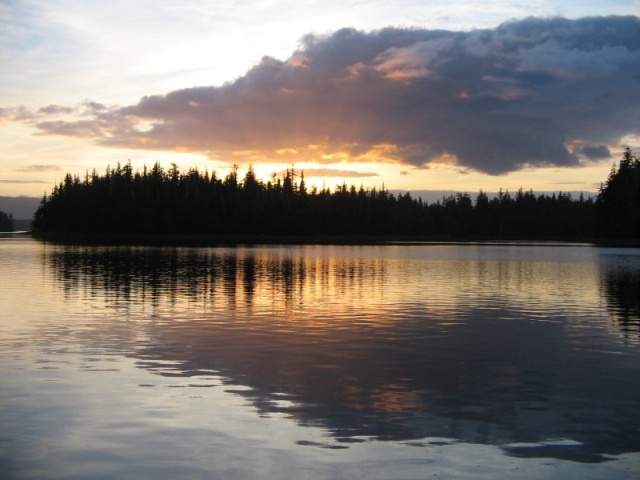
[1,2,638,199]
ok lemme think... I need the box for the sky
[1,0,639,199]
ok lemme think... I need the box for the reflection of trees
[44,245,640,461]
[601,265,640,341]
[46,245,389,318]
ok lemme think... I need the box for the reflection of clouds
[43,244,640,461]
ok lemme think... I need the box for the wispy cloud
[16,16,640,175]
[0,179,50,184]
[283,168,379,178]
[38,105,75,115]
[15,165,63,173]
[0,106,35,123]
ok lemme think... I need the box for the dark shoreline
[26,231,640,248]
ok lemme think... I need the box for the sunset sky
[1,1,639,199]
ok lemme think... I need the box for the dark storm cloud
[32,16,640,174]
[581,145,611,159]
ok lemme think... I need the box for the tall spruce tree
[597,148,640,240]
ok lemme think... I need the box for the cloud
[289,168,379,178]
[580,145,611,159]
[28,16,640,175]
[16,165,63,173]
[2,101,114,126]
[0,179,50,184]
[38,105,75,115]
[0,106,35,123]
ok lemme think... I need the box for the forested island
[32,148,639,243]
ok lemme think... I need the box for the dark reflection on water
[600,251,640,342]
[43,244,640,463]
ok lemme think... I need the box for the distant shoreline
[28,231,640,248]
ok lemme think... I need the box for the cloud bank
[27,16,640,175]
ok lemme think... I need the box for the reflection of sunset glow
[47,244,605,333]
[370,384,425,413]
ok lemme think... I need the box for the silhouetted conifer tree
[597,148,640,240]
[0,209,13,231]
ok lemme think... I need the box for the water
[1,236,639,479]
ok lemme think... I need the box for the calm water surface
[1,237,640,479]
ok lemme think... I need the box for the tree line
[0,209,13,232]
[31,149,639,241]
